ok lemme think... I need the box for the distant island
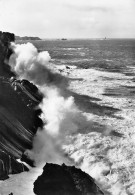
[15,35,41,41]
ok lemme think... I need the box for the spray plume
[9,42,89,167]
[9,42,68,88]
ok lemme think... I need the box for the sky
[0,0,135,38]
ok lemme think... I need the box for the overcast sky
[0,0,135,38]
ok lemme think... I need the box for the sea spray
[9,42,89,166]
[25,87,86,166]
[9,42,68,88]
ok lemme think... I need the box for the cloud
[0,0,135,38]
[65,3,111,13]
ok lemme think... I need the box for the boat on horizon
[61,38,67,41]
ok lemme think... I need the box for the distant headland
[15,35,41,41]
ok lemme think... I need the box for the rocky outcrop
[0,31,42,179]
[0,31,15,77]
[34,163,104,195]
[0,150,28,180]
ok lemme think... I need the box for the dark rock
[0,31,43,179]
[34,163,104,195]
[0,31,15,77]
[21,153,35,167]
[66,65,70,69]
[0,150,28,180]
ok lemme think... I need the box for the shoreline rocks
[34,163,104,195]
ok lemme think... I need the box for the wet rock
[34,163,104,195]
[21,153,35,167]
[66,65,70,69]
[0,150,28,180]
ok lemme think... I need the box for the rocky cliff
[0,31,104,195]
[0,31,42,179]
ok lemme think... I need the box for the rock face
[0,31,42,179]
[0,150,28,180]
[34,163,104,195]
[0,31,15,76]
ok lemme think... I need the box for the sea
[27,39,135,98]
[20,39,135,75]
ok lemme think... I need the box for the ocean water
[20,39,135,75]
[5,39,135,195]
[27,39,135,99]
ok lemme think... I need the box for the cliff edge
[0,31,42,179]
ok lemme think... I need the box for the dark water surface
[16,39,135,99]
[17,39,135,75]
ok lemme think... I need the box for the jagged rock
[0,31,43,179]
[0,150,28,180]
[0,31,15,76]
[34,163,104,195]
